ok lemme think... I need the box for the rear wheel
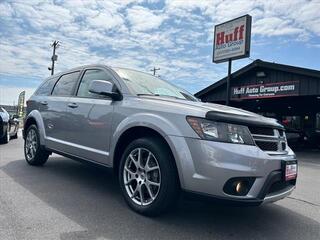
[119,137,179,216]
[11,131,18,139]
[0,126,9,144]
[24,124,50,166]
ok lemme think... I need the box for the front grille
[256,141,278,151]
[249,127,274,136]
[249,127,287,154]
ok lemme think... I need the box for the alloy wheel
[123,148,161,206]
[25,129,38,161]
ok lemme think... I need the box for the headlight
[186,116,254,145]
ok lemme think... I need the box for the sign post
[226,59,232,106]
[213,15,252,105]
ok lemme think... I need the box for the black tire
[11,132,18,139]
[24,124,50,166]
[0,126,9,144]
[119,137,180,216]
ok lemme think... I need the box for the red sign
[213,15,252,63]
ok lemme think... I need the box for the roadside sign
[213,15,252,63]
[231,81,300,100]
[17,91,25,118]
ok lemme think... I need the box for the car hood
[137,96,283,129]
[0,112,9,122]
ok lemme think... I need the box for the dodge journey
[24,65,297,216]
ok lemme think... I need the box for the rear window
[35,77,58,96]
[52,71,80,96]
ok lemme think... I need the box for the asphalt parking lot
[0,135,319,240]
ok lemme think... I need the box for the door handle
[40,101,48,105]
[68,102,78,108]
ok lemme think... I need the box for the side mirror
[89,80,122,100]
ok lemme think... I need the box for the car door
[43,71,81,152]
[63,68,116,164]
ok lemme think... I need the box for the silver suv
[24,65,297,216]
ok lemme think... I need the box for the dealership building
[195,59,320,146]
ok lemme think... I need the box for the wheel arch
[112,125,181,187]
[24,110,46,146]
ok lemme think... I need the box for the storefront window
[316,113,320,130]
[282,116,301,130]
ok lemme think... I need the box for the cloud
[127,6,166,31]
[165,0,320,40]
[0,2,14,17]
[0,0,320,106]
[253,17,304,36]
[87,11,124,30]
[11,2,73,30]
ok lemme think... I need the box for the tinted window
[316,113,320,130]
[35,77,58,96]
[52,71,80,96]
[77,69,114,98]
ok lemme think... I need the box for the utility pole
[150,67,160,76]
[49,40,59,75]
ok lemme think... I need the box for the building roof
[195,59,320,98]
[0,105,19,114]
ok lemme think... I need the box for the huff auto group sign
[231,81,300,100]
[213,15,252,63]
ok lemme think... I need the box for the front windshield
[113,68,198,102]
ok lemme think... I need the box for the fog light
[235,181,248,195]
[223,177,255,196]
[236,182,242,193]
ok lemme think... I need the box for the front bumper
[166,135,296,204]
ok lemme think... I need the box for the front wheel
[119,137,179,216]
[24,124,50,166]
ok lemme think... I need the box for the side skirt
[47,147,112,170]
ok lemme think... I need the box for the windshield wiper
[158,94,185,100]
[137,93,185,100]
[137,93,160,97]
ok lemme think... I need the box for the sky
[0,0,320,105]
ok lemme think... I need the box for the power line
[59,45,91,55]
